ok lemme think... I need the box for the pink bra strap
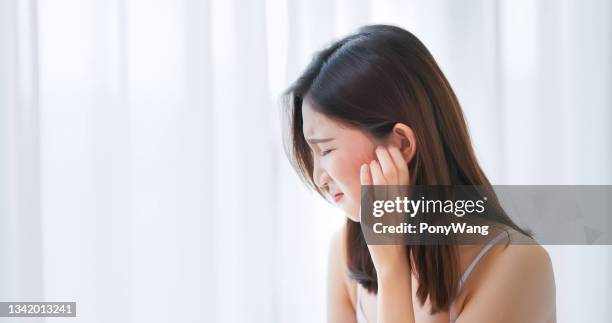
[449,230,510,322]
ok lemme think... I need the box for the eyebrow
[306,137,335,144]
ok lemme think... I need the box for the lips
[332,193,344,202]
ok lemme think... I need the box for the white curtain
[0,0,610,322]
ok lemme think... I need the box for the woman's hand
[360,144,411,277]
[361,145,416,323]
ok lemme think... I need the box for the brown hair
[281,24,530,313]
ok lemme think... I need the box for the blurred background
[1,0,611,322]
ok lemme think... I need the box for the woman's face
[301,98,380,222]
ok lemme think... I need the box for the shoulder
[328,225,358,306]
[459,240,556,322]
[490,230,555,286]
[328,224,354,289]
[329,225,347,261]
[497,242,553,272]
[488,243,555,293]
[327,224,359,317]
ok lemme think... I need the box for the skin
[302,98,557,323]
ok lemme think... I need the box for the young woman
[282,25,556,323]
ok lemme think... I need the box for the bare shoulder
[458,239,556,322]
[329,225,346,261]
[496,243,553,272]
[486,243,556,296]
[328,225,358,314]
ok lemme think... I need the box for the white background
[1,0,611,322]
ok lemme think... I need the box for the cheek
[331,157,360,188]
[330,149,377,198]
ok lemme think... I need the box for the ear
[388,123,417,163]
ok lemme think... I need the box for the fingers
[387,145,410,185]
[362,145,410,187]
[369,160,385,185]
[375,146,398,184]
[360,163,372,186]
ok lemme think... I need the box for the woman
[282,25,556,323]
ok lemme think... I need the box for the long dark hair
[281,24,530,313]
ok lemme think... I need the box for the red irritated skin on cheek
[301,98,380,222]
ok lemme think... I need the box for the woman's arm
[327,226,357,323]
[376,262,416,323]
[362,145,417,323]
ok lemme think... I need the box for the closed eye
[321,149,334,156]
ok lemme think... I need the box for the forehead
[301,97,341,137]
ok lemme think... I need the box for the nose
[313,159,331,191]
